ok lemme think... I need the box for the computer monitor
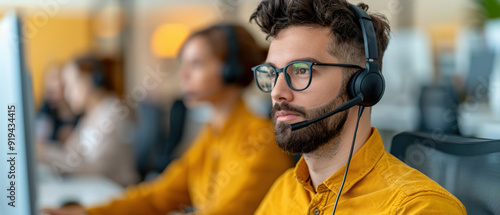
[0,10,37,215]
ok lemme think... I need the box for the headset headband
[221,25,239,69]
[220,25,242,84]
[348,4,378,60]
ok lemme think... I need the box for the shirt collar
[294,127,385,194]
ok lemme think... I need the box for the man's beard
[271,94,349,155]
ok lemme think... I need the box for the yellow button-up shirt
[86,99,294,215]
[256,128,466,215]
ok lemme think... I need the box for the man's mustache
[270,102,307,119]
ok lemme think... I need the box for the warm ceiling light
[151,23,190,58]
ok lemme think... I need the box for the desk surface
[37,165,124,209]
[459,103,500,139]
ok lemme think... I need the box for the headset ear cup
[222,62,241,84]
[347,69,385,107]
[93,70,104,87]
[222,63,230,84]
[361,71,384,106]
[347,69,364,100]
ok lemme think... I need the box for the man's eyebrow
[264,57,323,68]
[263,61,277,67]
[291,57,322,63]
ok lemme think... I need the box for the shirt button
[313,208,321,215]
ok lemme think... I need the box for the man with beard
[249,0,466,214]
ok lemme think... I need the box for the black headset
[219,25,244,85]
[76,56,106,88]
[346,4,385,107]
[330,5,386,215]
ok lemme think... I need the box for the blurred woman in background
[38,55,139,186]
[35,63,80,146]
[43,24,293,215]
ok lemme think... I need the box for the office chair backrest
[418,84,460,135]
[133,99,187,180]
[157,99,187,170]
[391,132,500,215]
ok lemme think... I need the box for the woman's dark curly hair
[249,0,390,72]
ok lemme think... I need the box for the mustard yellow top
[256,128,467,215]
[86,99,294,215]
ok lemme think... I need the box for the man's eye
[295,67,309,75]
[269,71,276,77]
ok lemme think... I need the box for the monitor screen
[0,10,37,215]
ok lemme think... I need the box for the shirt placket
[308,184,330,215]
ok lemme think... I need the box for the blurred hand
[35,141,46,160]
[41,205,86,215]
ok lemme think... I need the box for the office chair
[155,99,187,171]
[418,84,461,135]
[391,132,500,215]
[133,101,166,178]
[133,99,187,180]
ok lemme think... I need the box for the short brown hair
[73,55,113,91]
[249,0,390,71]
[180,24,266,87]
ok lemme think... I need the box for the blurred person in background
[37,55,140,186]
[35,63,80,146]
[43,24,293,215]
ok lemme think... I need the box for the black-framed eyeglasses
[251,61,362,92]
